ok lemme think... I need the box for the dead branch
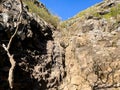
[2,0,23,89]
[2,44,16,89]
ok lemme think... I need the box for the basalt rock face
[0,0,65,90]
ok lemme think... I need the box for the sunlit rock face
[59,0,120,90]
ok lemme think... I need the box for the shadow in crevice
[21,19,53,55]
[11,19,54,90]
[0,52,10,90]
[0,12,55,89]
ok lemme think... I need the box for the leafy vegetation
[103,4,120,19]
[78,4,120,20]
[23,0,60,27]
[60,6,98,28]
[60,3,120,29]
[92,4,120,19]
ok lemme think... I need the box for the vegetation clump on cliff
[23,0,60,27]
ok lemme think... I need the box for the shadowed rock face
[0,0,65,90]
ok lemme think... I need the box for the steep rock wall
[0,0,65,90]
[59,1,120,90]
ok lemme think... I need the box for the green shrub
[23,0,60,27]
[97,4,120,19]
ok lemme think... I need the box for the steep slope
[59,0,120,90]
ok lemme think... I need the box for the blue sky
[40,0,103,20]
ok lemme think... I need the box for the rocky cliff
[0,0,65,90]
[0,0,120,90]
[59,0,120,90]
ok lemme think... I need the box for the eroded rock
[0,0,65,90]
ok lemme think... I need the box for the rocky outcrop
[60,19,120,90]
[0,0,65,90]
[29,0,50,14]
[59,1,120,90]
